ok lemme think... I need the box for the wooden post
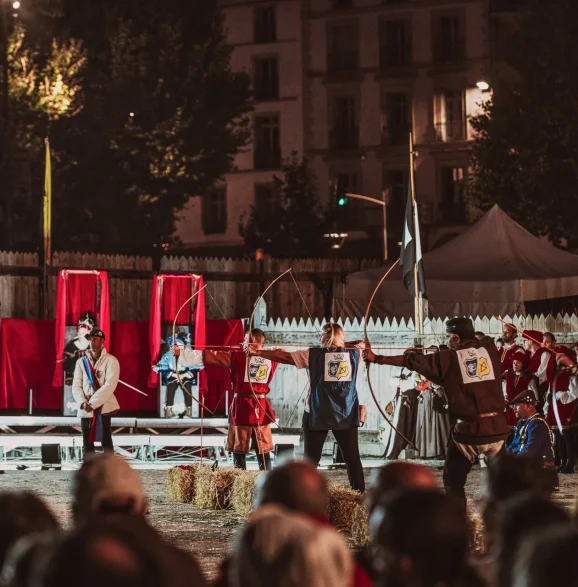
[409,132,422,337]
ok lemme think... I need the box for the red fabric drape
[203,319,244,412]
[52,270,111,386]
[111,321,157,412]
[1,319,61,410]
[147,274,206,392]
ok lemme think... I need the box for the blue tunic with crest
[308,347,360,430]
[506,412,555,466]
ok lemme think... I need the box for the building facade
[175,0,492,256]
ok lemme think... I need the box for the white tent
[337,205,578,318]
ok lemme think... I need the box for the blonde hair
[321,323,345,349]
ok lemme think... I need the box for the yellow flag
[43,138,51,268]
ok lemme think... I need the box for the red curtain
[204,319,244,412]
[53,270,111,386]
[148,274,206,391]
[0,319,61,410]
[110,321,157,412]
[0,318,234,413]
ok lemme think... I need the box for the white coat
[72,349,120,418]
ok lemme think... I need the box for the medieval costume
[366,317,509,511]
[503,350,538,426]
[63,313,95,385]
[415,379,450,459]
[71,328,119,458]
[507,390,558,490]
[178,348,277,471]
[500,342,523,375]
[153,336,202,418]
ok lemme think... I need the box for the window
[382,92,411,146]
[379,19,411,68]
[384,170,409,237]
[254,115,281,169]
[327,23,359,72]
[435,90,465,141]
[254,6,276,43]
[330,95,358,150]
[202,187,227,235]
[434,15,465,63]
[255,183,279,217]
[334,172,358,198]
[254,57,279,101]
[440,167,466,223]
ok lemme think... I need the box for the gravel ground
[0,461,576,579]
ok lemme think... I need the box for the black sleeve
[404,352,445,386]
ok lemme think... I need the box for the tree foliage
[240,152,332,257]
[3,0,252,253]
[469,0,578,246]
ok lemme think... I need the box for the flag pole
[409,132,422,336]
[43,138,52,320]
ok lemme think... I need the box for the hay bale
[350,503,370,547]
[327,483,362,533]
[231,470,262,516]
[213,467,242,510]
[167,465,197,503]
[193,463,216,509]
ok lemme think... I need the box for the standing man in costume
[364,317,509,509]
[500,323,523,374]
[153,335,202,418]
[72,328,120,458]
[63,313,95,385]
[174,328,277,471]
[506,389,558,491]
[503,350,538,427]
[523,330,550,389]
[249,323,365,492]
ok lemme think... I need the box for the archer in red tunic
[504,350,537,426]
[500,323,523,374]
[176,328,278,471]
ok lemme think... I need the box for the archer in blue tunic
[248,323,365,492]
[507,389,559,491]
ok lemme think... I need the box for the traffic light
[338,196,348,206]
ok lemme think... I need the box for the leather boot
[164,406,175,419]
[185,406,192,418]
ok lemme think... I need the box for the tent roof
[338,205,578,318]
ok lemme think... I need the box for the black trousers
[442,439,473,512]
[81,415,113,456]
[233,429,271,471]
[166,380,193,407]
[302,411,365,492]
[554,429,576,471]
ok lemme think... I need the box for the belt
[234,393,268,398]
[457,411,500,424]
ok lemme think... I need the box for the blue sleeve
[516,421,547,458]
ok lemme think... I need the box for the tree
[469,0,578,246]
[240,152,331,257]
[2,0,252,253]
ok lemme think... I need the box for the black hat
[509,390,537,406]
[446,317,475,338]
[88,328,105,341]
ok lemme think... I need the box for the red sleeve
[352,563,373,587]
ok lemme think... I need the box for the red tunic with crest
[505,371,536,426]
[229,350,277,426]
[527,347,549,376]
[545,346,578,429]
[501,344,523,374]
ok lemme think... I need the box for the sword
[118,379,149,397]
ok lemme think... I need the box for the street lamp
[344,191,389,261]
[476,80,490,91]
[12,1,19,9]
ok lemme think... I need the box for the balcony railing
[329,128,359,150]
[382,124,411,147]
[327,51,359,73]
[435,120,466,142]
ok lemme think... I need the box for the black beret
[88,328,105,341]
[445,317,475,337]
[509,390,537,406]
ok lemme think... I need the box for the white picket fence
[263,314,578,442]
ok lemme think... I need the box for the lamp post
[344,191,389,261]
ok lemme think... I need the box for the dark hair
[475,331,484,337]
[0,491,59,570]
[373,490,468,587]
[496,338,504,344]
[513,525,578,587]
[544,332,556,343]
[495,495,569,587]
[250,328,266,342]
